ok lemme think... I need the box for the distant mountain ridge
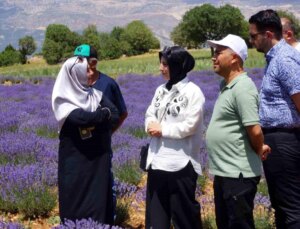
[0,0,299,51]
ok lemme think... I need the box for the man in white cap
[205,34,270,229]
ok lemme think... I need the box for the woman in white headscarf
[52,56,119,224]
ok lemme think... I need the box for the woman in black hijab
[145,46,205,229]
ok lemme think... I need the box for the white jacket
[145,77,205,174]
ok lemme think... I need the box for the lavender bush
[0,220,24,229]
[53,218,123,229]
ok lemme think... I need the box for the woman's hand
[147,121,162,137]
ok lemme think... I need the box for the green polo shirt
[206,72,261,178]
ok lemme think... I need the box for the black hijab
[159,46,195,90]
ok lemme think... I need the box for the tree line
[0,4,299,67]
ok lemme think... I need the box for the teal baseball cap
[74,44,98,59]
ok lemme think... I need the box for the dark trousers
[263,130,300,229]
[213,174,260,229]
[145,162,202,229]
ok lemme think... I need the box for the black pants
[145,162,202,229]
[263,130,300,229]
[213,174,260,229]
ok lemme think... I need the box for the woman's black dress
[58,107,117,224]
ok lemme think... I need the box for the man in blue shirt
[249,10,300,229]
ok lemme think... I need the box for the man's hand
[147,121,162,137]
[258,144,271,161]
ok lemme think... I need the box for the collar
[163,77,189,93]
[221,72,248,91]
[265,39,285,63]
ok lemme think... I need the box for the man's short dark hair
[249,9,282,40]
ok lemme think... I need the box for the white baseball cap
[207,34,248,62]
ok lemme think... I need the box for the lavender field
[0,69,274,229]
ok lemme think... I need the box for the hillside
[0,0,299,51]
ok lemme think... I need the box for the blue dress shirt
[260,39,300,128]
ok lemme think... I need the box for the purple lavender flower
[53,218,124,229]
[0,219,24,229]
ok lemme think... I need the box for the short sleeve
[234,82,259,126]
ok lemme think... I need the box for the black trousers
[263,130,300,229]
[213,174,260,229]
[145,162,202,229]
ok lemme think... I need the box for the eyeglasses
[249,32,264,40]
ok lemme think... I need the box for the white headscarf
[52,56,102,130]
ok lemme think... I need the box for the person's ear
[286,30,293,40]
[231,53,239,64]
[88,59,98,68]
[265,30,275,39]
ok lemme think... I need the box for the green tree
[82,24,101,51]
[42,39,62,65]
[111,26,125,41]
[121,20,160,55]
[171,23,196,48]
[111,26,133,55]
[0,44,21,66]
[171,4,248,49]
[98,32,123,60]
[42,24,82,64]
[18,35,36,64]
[277,10,300,39]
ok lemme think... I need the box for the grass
[113,162,142,186]
[257,179,269,196]
[0,49,266,78]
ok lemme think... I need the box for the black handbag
[139,143,149,171]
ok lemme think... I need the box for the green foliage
[121,20,160,55]
[254,217,275,229]
[42,24,82,64]
[0,187,56,218]
[0,154,36,166]
[114,162,142,186]
[0,45,21,67]
[128,127,148,139]
[36,126,58,139]
[0,196,18,213]
[202,215,217,229]
[44,24,72,43]
[47,216,61,226]
[171,24,196,48]
[111,26,125,41]
[197,173,209,194]
[18,36,36,64]
[257,179,269,196]
[42,39,63,65]
[17,188,57,218]
[99,32,123,60]
[82,24,101,52]
[277,10,300,39]
[115,200,130,226]
[172,4,248,47]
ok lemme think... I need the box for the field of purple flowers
[0,69,274,229]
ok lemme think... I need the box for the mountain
[0,0,299,51]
